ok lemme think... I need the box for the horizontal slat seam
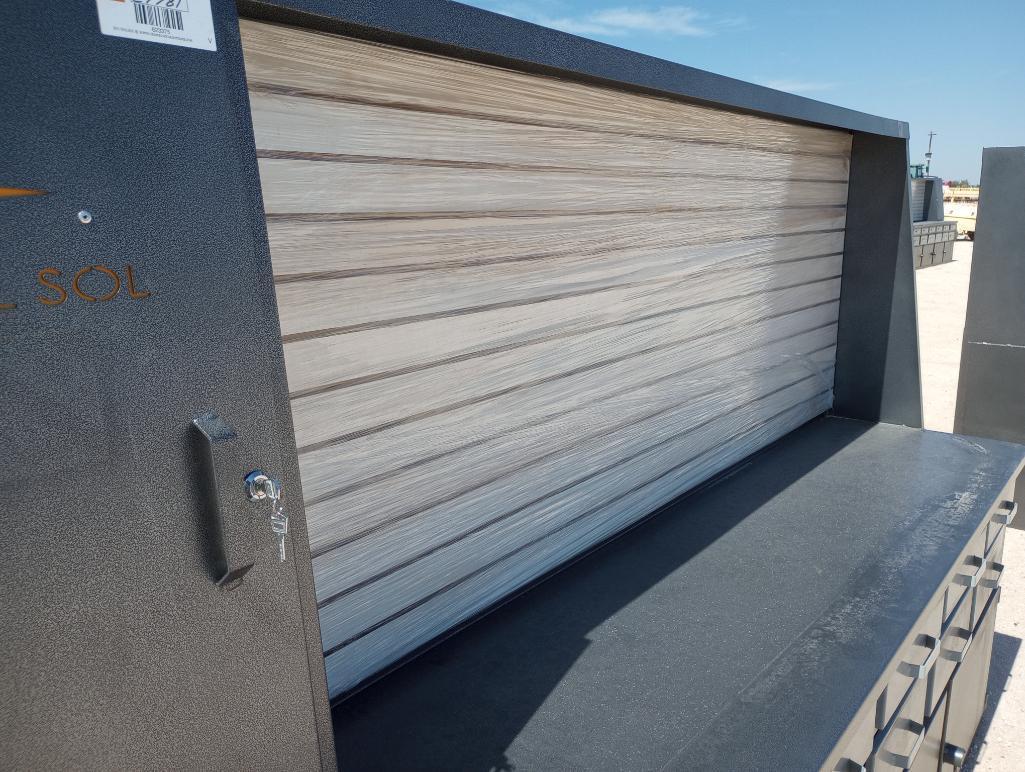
[272,230,846,284]
[264,204,847,224]
[255,148,849,183]
[248,81,851,160]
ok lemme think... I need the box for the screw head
[77,210,92,224]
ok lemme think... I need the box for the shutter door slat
[267,207,849,278]
[257,159,848,214]
[240,19,852,698]
[242,23,852,157]
[250,93,852,179]
[318,366,835,653]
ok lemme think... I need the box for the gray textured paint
[330,417,1025,770]
[0,1,334,768]
[833,133,924,426]
[955,147,1025,521]
[237,0,907,138]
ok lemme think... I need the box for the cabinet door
[875,681,925,771]
[0,2,334,769]
[874,683,946,772]
[943,590,999,770]
[910,693,947,772]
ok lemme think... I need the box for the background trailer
[2,2,1022,770]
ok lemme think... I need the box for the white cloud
[762,79,837,94]
[489,5,727,38]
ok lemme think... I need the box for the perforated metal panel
[241,19,852,697]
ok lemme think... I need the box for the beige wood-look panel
[241,19,852,698]
[317,364,836,649]
[267,207,849,279]
[288,259,843,451]
[251,93,852,178]
[296,297,841,508]
[240,21,851,157]
[257,160,848,214]
[282,270,841,403]
[276,231,844,341]
[309,326,839,601]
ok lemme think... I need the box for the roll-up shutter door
[240,20,852,699]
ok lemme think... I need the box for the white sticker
[95,0,216,51]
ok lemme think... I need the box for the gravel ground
[914,240,1024,772]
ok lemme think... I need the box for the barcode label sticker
[95,0,216,51]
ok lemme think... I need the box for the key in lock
[244,470,290,562]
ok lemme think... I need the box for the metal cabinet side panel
[833,133,924,427]
[0,1,334,768]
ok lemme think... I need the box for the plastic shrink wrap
[241,20,852,698]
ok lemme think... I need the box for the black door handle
[192,413,257,588]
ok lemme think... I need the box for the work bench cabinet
[2,1,1022,770]
[835,495,1015,772]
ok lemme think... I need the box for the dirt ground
[915,240,1024,771]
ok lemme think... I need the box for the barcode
[133,4,184,30]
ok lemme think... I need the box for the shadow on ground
[964,632,1022,771]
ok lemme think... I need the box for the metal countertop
[332,416,1025,770]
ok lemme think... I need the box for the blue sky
[461,0,1025,182]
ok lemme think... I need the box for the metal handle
[941,627,973,664]
[898,634,939,679]
[982,561,1005,590]
[880,717,926,768]
[192,413,257,588]
[957,555,987,588]
[994,500,1018,526]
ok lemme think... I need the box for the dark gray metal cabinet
[943,536,1004,769]
[832,492,1013,772]
[0,2,334,769]
[1,2,1017,770]
[758,484,1014,772]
